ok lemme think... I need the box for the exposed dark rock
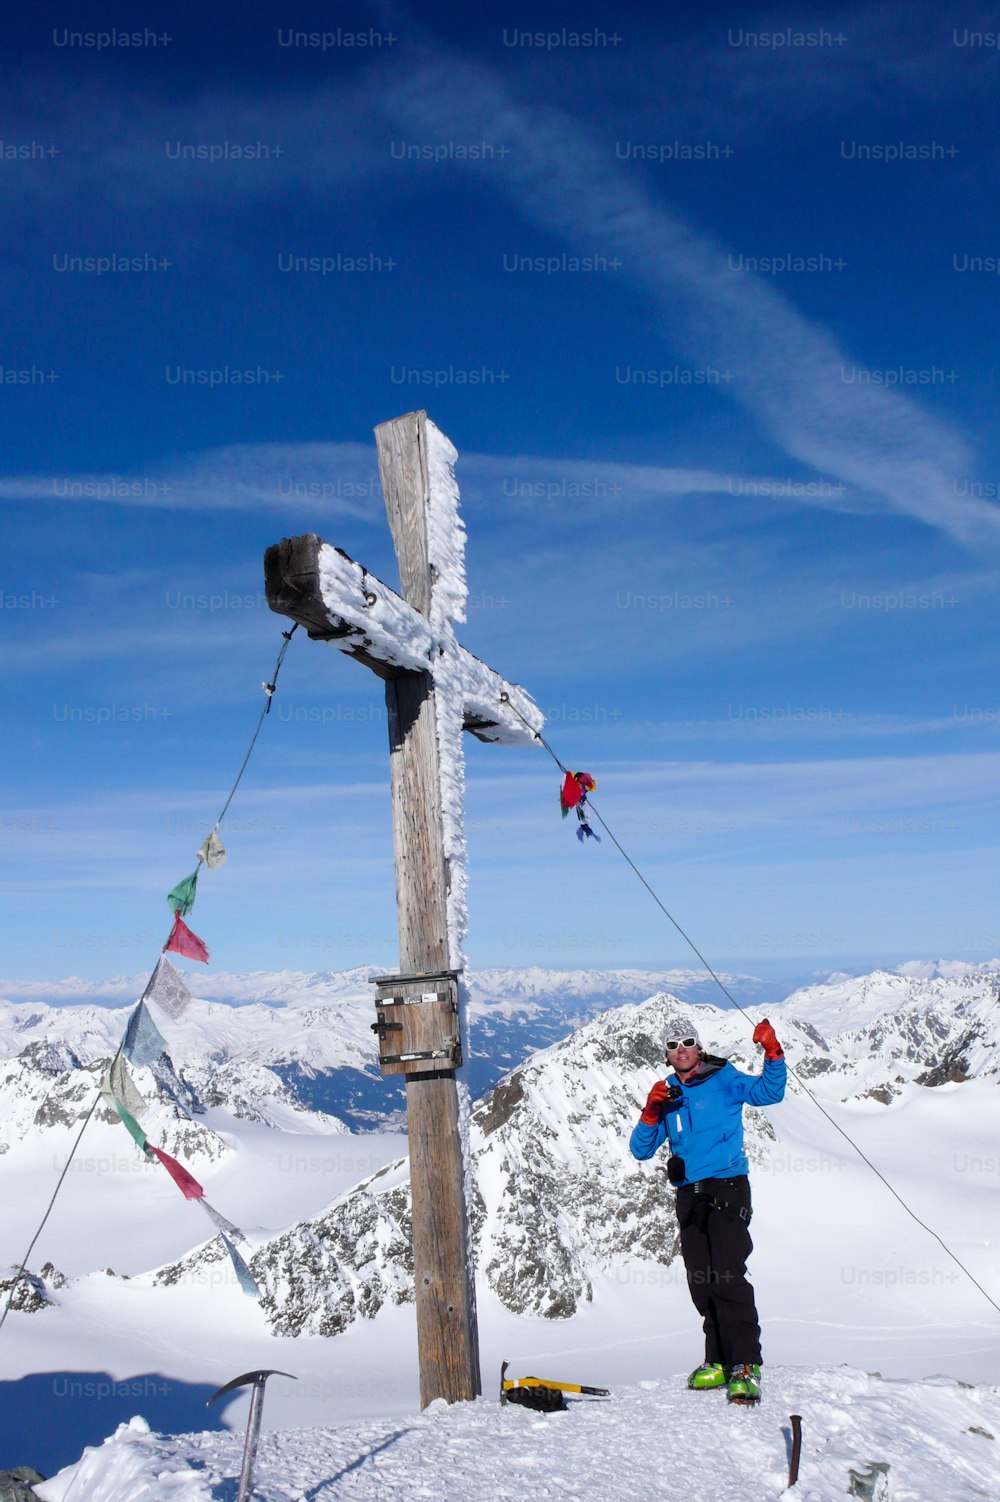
[794,1055,836,1077]
[18,1038,80,1074]
[0,1268,52,1313]
[792,1018,828,1048]
[477,1072,525,1137]
[0,1468,47,1502]
[847,1460,891,1500]
[859,1085,899,1105]
[916,1053,970,1087]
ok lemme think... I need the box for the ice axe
[208,1367,296,1502]
[500,1359,610,1407]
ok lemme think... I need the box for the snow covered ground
[5,1073,999,1493]
[32,1366,1000,1501]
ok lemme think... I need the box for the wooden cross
[264,410,543,1407]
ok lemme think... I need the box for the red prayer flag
[150,1145,205,1201]
[560,771,584,813]
[560,771,596,815]
[165,912,210,964]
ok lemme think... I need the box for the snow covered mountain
[0,1041,229,1166]
[0,963,768,1013]
[148,989,713,1333]
[145,963,1000,1339]
[0,1015,344,1160]
[772,965,1000,1098]
[6,960,999,1330]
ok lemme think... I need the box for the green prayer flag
[118,1103,152,1158]
[101,1057,153,1159]
[167,868,199,916]
[114,1097,153,1160]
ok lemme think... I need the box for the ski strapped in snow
[500,1359,610,1408]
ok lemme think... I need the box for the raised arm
[743,1018,786,1105]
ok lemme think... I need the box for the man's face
[666,1040,700,1074]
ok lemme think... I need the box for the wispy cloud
[0,442,381,518]
[4,18,995,547]
[376,41,999,549]
[0,438,873,523]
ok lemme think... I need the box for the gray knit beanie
[663,1019,702,1053]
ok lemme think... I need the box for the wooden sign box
[371,969,462,1076]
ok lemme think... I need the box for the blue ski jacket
[629,1055,786,1184]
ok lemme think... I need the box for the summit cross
[264,410,544,1407]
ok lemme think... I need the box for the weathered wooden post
[264,411,543,1407]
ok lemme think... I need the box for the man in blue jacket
[629,1015,786,1405]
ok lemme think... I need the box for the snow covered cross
[264,410,544,1408]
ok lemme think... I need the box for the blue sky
[3,1,999,986]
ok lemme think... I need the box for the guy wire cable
[500,693,1000,1318]
[0,1040,125,1334]
[0,626,299,1338]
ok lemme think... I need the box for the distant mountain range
[0,965,775,1130]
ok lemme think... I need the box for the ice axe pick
[208,1367,296,1502]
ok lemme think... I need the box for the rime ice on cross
[265,410,544,1408]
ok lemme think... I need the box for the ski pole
[788,1413,802,1488]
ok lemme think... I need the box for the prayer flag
[196,827,227,870]
[559,771,585,814]
[101,1055,147,1122]
[150,1145,204,1200]
[101,1069,153,1160]
[122,1001,168,1069]
[165,913,210,964]
[116,1104,153,1160]
[142,955,193,1019]
[559,771,598,842]
[201,1199,246,1243]
[167,869,200,917]
[220,1233,259,1297]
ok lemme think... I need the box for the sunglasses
[665,1036,698,1052]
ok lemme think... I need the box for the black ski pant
[676,1174,762,1368]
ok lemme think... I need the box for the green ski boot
[687,1362,727,1390]
[727,1363,761,1405]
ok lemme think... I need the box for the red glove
[640,1080,680,1124]
[753,1018,784,1061]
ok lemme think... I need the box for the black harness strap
[688,1180,752,1224]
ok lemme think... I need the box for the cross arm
[264,532,433,680]
[450,650,543,747]
[264,533,544,746]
